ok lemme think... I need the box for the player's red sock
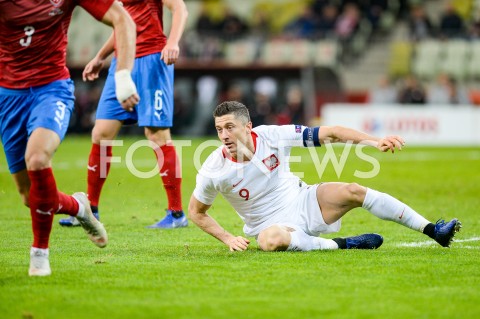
[56,192,79,216]
[87,143,112,207]
[28,168,59,249]
[154,144,183,212]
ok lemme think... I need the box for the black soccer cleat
[333,233,384,249]
[433,218,462,247]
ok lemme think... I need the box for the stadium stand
[65,0,480,134]
[411,40,443,80]
[440,40,470,81]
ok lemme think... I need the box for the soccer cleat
[59,211,99,227]
[433,218,462,247]
[72,192,108,248]
[146,210,188,229]
[29,248,51,277]
[344,233,384,249]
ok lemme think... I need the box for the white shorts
[253,183,342,238]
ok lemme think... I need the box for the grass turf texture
[1,136,479,319]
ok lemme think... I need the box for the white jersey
[193,125,322,237]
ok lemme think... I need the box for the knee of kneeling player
[258,226,290,251]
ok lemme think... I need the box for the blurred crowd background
[66,0,480,135]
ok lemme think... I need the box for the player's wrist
[114,69,137,103]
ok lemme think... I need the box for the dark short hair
[213,101,251,124]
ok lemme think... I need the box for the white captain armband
[114,69,137,103]
[302,126,321,147]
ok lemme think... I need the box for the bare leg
[315,182,366,225]
[12,169,30,207]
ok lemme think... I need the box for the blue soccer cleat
[59,211,99,227]
[433,218,461,247]
[146,210,188,229]
[59,215,80,227]
[345,233,384,249]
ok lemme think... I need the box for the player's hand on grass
[226,236,250,252]
[378,135,405,153]
[82,57,105,82]
[161,41,180,65]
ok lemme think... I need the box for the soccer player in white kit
[189,101,461,252]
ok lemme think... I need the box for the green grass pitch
[1,136,479,319]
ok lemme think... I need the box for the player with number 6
[58,0,189,230]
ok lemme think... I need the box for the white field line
[396,237,480,248]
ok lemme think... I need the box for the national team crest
[262,154,280,171]
[50,0,64,7]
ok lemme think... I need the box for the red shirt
[121,0,167,58]
[0,0,114,89]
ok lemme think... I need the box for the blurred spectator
[408,5,435,41]
[311,0,330,17]
[218,8,249,41]
[439,2,465,39]
[195,5,218,37]
[284,6,318,39]
[363,0,388,31]
[317,4,338,38]
[468,18,480,39]
[190,5,223,61]
[70,83,102,133]
[224,83,249,104]
[335,3,361,62]
[250,11,271,61]
[251,77,278,126]
[397,75,426,104]
[251,92,276,126]
[427,73,470,105]
[171,88,191,135]
[335,3,360,39]
[369,75,397,104]
[251,11,271,37]
[277,86,305,125]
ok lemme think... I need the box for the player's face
[215,114,252,159]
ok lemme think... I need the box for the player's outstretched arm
[101,1,139,111]
[82,33,115,82]
[162,0,189,65]
[318,126,405,153]
[188,196,250,251]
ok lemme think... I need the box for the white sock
[31,247,49,257]
[362,188,430,232]
[287,229,339,251]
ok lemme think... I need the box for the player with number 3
[0,0,138,276]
